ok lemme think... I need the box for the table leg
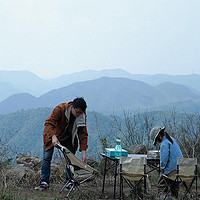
[120,164,123,199]
[113,160,118,199]
[102,157,107,194]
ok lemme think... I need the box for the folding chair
[57,143,98,198]
[119,157,149,200]
[159,157,198,200]
[176,158,198,200]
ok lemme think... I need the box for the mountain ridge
[1,69,200,102]
[0,76,199,114]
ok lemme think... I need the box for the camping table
[100,153,119,199]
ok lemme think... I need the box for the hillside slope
[1,69,200,102]
[0,77,199,114]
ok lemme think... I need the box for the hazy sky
[0,0,200,79]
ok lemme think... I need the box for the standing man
[35,97,88,190]
[150,126,183,199]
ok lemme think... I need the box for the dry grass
[1,161,200,200]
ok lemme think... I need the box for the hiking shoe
[34,182,49,190]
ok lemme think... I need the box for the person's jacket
[160,135,183,175]
[43,102,88,152]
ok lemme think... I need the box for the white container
[147,150,160,158]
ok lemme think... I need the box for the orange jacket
[43,102,88,152]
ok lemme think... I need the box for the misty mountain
[54,70,200,94]
[0,93,38,114]
[150,99,200,113]
[0,69,133,101]
[0,81,19,101]
[1,69,200,102]
[130,73,200,93]
[0,70,48,99]
[0,77,200,114]
[47,68,133,88]
[154,82,199,102]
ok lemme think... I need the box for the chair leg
[60,181,69,193]
[66,184,75,198]
[144,175,146,197]
[196,175,198,200]
[130,179,143,200]
[183,178,197,200]
[120,172,123,199]
[158,176,172,200]
[123,178,138,200]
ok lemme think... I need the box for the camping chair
[176,157,198,199]
[57,143,98,198]
[119,157,149,200]
[159,157,198,200]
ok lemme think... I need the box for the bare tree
[138,111,156,148]
[110,108,200,161]
[110,110,140,148]
[110,110,157,149]
[178,112,200,158]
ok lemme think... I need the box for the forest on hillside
[0,107,200,162]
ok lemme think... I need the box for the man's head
[150,126,166,145]
[71,97,87,117]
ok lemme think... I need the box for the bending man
[35,97,88,190]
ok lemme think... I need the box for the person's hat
[150,126,166,145]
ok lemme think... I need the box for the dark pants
[41,139,75,184]
[158,171,179,198]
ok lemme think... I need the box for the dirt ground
[3,177,114,200]
[2,175,200,200]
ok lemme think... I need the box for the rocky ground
[1,153,199,200]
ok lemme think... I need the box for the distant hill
[131,73,200,93]
[0,77,200,114]
[1,69,200,102]
[0,69,133,101]
[42,69,200,94]
[149,99,200,113]
[1,108,200,160]
[47,68,133,89]
[0,81,19,101]
[154,82,200,102]
[0,93,38,114]
[0,70,48,101]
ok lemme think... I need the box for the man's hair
[72,97,87,112]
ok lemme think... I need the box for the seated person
[150,126,183,199]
